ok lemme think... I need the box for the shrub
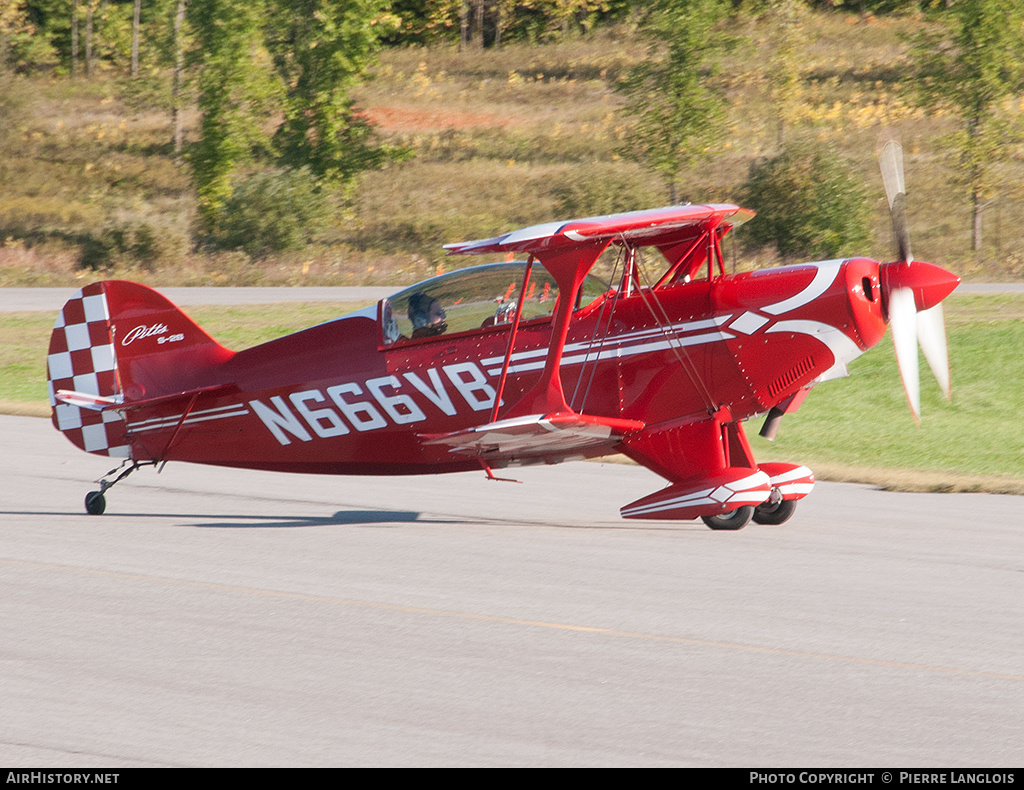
[0,196,103,236]
[552,162,667,217]
[739,141,871,261]
[213,168,334,258]
[79,213,192,271]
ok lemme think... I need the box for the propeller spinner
[877,140,959,424]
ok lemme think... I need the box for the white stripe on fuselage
[128,403,252,433]
[761,260,843,315]
[488,331,732,376]
[481,316,733,375]
[765,319,862,381]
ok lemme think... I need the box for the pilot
[408,292,448,338]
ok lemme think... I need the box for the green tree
[615,0,731,203]
[552,162,665,218]
[189,0,398,241]
[189,0,280,226]
[215,167,333,256]
[521,0,612,38]
[382,1,631,47]
[912,0,1024,252]
[171,0,186,154]
[1,2,31,70]
[265,0,395,191]
[764,0,806,149]
[3,1,162,75]
[740,141,870,261]
[383,0,459,45]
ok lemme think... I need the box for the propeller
[877,140,959,424]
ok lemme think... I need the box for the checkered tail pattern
[47,283,131,457]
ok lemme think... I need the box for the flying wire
[632,246,718,413]
[569,241,626,413]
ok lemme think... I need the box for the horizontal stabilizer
[621,468,771,521]
[54,384,236,414]
[112,383,238,412]
[421,411,644,463]
[55,390,124,411]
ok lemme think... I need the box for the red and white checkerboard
[47,283,130,457]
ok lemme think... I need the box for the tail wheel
[85,491,106,516]
[701,506,753,531]
[753,498,796,525]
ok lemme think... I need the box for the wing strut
[642,257,718,412]
[501,240,609,418]
[654,231,708,288]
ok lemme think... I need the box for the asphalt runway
[1,415,1022,766]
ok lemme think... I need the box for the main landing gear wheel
[701,506,753,531]
[752,498,797,525]
[85,491,106,516]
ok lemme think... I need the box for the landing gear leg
[84,459,155,515]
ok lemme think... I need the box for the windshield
[381,262,608,345]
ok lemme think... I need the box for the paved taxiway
[1,414,1022,766]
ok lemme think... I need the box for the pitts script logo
[121,323,169,346]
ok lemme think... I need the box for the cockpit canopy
[381,261,607,345]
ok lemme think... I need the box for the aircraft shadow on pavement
[4,509,711,531]
[193,509,441,529]
[187,510,706,531]
[0,508,473,529]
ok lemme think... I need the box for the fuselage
[121,257,887,475]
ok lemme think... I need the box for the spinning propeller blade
[880,140,911,265]
[917,304,951,400]
[877,140,958,423]
[887,285,920,421]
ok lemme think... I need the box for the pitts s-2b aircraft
[47,142,959,527]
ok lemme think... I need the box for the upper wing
[443,204,754,257]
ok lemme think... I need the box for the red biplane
[47,143,959,527]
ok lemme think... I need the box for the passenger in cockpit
[408,292,448,338]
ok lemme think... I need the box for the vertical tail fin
[47,281,234,456]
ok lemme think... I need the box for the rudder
[47,283,129,456]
